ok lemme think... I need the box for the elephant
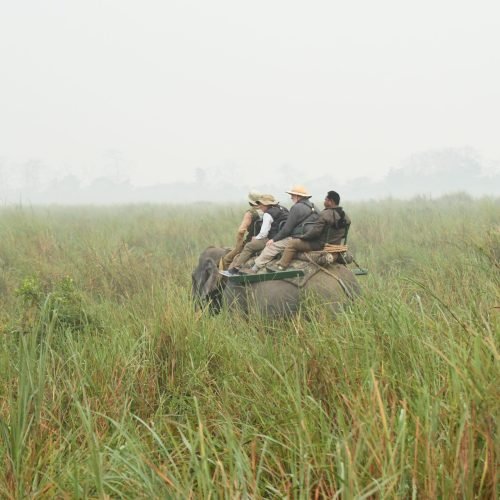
[192,246,361,317]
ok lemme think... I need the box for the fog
[1,1,499,203]
[1,147,498,205]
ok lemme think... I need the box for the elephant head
[193,246,361,317]
[191,246,230,313]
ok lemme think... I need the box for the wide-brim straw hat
[248,190,263,207]
[285,185,312,198]
[257,194,279,206]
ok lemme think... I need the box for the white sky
[1,0,499,186]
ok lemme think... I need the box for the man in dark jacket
[271,190,350,270]
[251,185,318,271]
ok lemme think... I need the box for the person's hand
[266,239,274,247]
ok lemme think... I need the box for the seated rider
[227,194,288,274]
[249,185,318,272]
[222,191,263,269]
[270,190,351,271]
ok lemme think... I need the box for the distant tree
[102,149,130,183]
[400,147,482,177]
[22,159,43,193]
[195,167,207,184]
[0,161,7,199]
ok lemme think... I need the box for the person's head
[257,194,279,211]
[248,190,263,207]
[285,185,312,204]
[324,190,340,208]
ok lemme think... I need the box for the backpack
[332,207,348,229]
[245,212,263,242]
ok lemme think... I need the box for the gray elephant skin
[192,246,361,317]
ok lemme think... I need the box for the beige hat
[285,185,312,198]
[248,190,263,207]
[257,194,279,206]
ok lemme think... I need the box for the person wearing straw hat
[227,194,288,274]
[248,184,318,272]
[268,190,351,271]
[222,191,264,269]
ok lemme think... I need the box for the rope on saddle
[303,253,355,300]
[323,244,353,266]
[323,244,348,253]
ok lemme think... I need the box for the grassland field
[0,194,498,498]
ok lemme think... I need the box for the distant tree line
[1,148,499,204]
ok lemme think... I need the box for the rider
[222,191,263,269]
[227,194,288,274]
[269,190,350,270]
[249,185,318,272]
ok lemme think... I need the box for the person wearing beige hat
[269,190,351,271]
[250,184,318,272]
[227,194,288,274]
[222,191,264,269]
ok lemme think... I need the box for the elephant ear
[198,258,221,299]
[192,246,230,304]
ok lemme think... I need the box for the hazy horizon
[1,146,499,204]
[1,1,499,192]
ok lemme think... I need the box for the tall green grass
[0,195,498,498]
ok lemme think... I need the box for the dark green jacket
[300,207,350,245]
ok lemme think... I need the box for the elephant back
[301,263,361,303]
[224,279,301,317]
[224,261,360,317]
[270,261,357,310]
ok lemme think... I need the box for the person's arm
[237,211,253,235]
[272,205,305,242]
[255,213,273,239]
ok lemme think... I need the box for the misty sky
[1,0,499,187]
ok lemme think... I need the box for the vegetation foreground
[0,194,498,498]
